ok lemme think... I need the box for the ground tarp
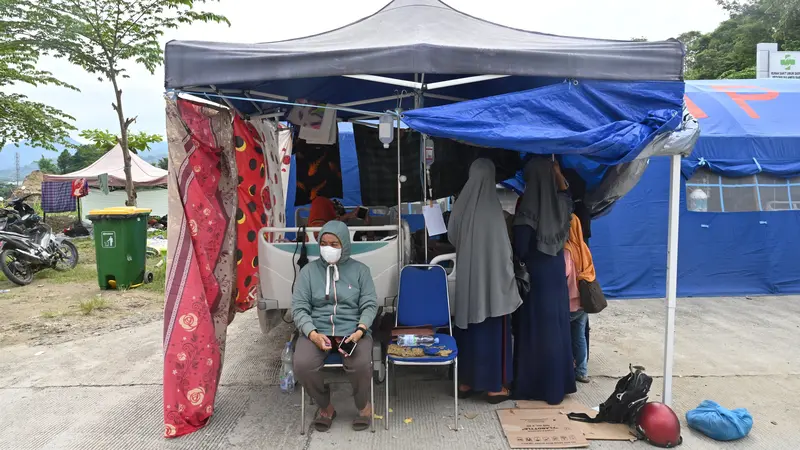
[43,144,167,187]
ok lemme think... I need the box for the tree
[56,149,72,174]
[36,156,58,174]
[0,3,76,151]
[680,0,800,79]
[2,1,228,205]
[156,157,169,170]
[54,144,106,174]
[80,129,162,153]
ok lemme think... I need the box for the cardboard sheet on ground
[515,399,636,441]
[497,409,588,449]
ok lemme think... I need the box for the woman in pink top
[564,214,595,383]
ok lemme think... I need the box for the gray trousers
[294,335,373,410]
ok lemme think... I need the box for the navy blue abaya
[511,225,577,404]
[453,315,513,392]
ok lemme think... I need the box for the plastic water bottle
[396,335,439,347]
[279,342,295,394]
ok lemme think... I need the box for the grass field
[0,236,166,347]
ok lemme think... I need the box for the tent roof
[683,79,800,178]
[43,144,168,187]
[165,0,684,111]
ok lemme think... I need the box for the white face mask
[319,246,342,264]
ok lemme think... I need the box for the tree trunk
[110,74,136,207]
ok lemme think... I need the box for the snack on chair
[300,346,376,434]
[385,264,459,431]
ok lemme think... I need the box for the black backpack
[568,365,652,425]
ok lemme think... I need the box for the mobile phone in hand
[356,206,368,219]
[338,338,357,356]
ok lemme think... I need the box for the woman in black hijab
[512,157,577,404]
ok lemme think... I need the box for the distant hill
[139,141,168,163]
[0,139,79,170]
[0,162,40,183]
[0,139,167,182]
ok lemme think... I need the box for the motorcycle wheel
[54,240,79,271]
[0,249,34,286]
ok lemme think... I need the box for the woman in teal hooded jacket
[292,220,378,432]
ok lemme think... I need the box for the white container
[689,188,709,212]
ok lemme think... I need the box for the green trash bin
[87,207,152,289]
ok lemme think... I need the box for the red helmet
[635,402,683,448]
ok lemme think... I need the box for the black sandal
[352,414,371,431]
[487,389,511,404]
[457,389,474,399]
[313,410,337,432]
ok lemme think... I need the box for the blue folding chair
[300,351,375,434]
[385,264,458,431]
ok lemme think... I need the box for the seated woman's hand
[309,331,332,351]
[338,326,366,357]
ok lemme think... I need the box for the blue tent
[682,79,800,178]
[592,79,800,298]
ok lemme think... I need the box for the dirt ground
[0,237,165,347]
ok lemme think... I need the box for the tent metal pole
[415,89,429,263]
[663,154,681,406]
[423,93,469,103]
[425,75,508,90]
[340,93,415,108]
[397,113,403,277]
[344,74,422,90]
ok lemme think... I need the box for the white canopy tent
[43,144,168,187]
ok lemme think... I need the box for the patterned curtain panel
[162,98,237,438]
[232,117,267,311]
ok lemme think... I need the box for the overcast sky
[14,0,730,142]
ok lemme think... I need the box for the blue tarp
[682,79,800,178]
[402,80,684,167]
[592,158,800,298]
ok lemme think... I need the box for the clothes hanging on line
[71,178,89,198]
[98,173,110,195]
[287,101,337,145]
[42,181,77,213]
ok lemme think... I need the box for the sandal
[313,410,337,432]
[457,385,474,399]
[487,388,511,405]
[352,414,371,431]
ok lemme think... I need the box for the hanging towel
[98,173,110,195]
[41,181,77,213]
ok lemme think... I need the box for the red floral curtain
[162,99,237,438]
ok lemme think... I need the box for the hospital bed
[256,221,412,332]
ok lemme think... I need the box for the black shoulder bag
[579,278,607,313]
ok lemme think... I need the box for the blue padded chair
[385,264,458,431]
[300,349,375,434]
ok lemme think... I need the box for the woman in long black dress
[512,157,577,404]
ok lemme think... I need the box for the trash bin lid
[88,206,152,216]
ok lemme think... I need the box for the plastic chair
[300,350,375,434]
[385,264,458,431]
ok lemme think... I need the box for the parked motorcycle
[0,196,79,286]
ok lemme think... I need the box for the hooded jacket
[292,221,378,337]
